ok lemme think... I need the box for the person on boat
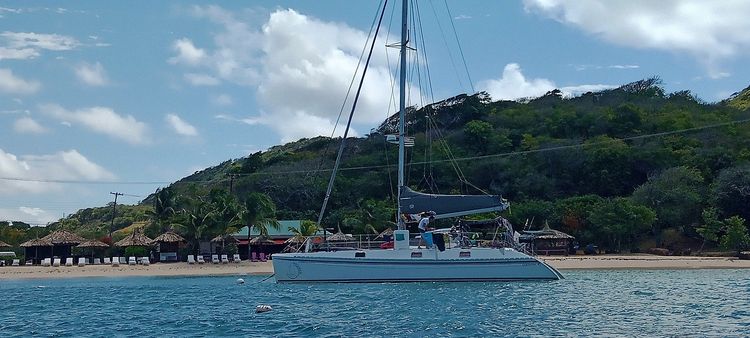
[418,212,436,248]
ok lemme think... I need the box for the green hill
[11,78,750,253]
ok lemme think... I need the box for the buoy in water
[236,278,245,284]
[255,305,272,313]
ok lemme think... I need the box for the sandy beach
[1,255,748,280]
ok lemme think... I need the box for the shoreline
[1,255,748,280]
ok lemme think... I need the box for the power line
[1,117,748,184]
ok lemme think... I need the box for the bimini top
[399,186,509,220]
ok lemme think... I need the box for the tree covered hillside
[14,78,750,254]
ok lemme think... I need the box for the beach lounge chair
[53,258,61,267]
[119,257,127,264]
[26,260,33,265]
[111,257,119,267]
[259,253,267,262]
[251,252,258,262]
[187,255,196,264]
[196,255,205,264]
[12,259,19,266]
[211,254,219,264]
[128,257,136,265]
[233,254,241,263]
[42,258,51,267]
[93,258,101,265]
[65,257,74,267]
[140,257,150,266]
[221,254,229,264]
[103,257,111,264]
[77,257,86,267]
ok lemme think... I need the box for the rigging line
[442,0,474,93]
[316,0,385,172]
[427,0,466,93]
[317,0,389,226]
[414,0,435,103]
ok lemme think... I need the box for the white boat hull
[272,247,562,283]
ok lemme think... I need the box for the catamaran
[272,0,563,282]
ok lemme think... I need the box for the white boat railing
[288,229,532,254]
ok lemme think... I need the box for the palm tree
[208,189,243,252]
[239,192,280,258]
[147,188,178,235]
[176,198,217,253]
[287,220,320,252]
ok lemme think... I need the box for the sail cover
[399,187,509,219]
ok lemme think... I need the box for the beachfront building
[519,222,574,255]
[20,238,52,264]
[151,231,185,262]
[230,220,333,259]
[231,220,301,259]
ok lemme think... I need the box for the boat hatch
[411,252,423,258]
[355,251,366,258]
[459,251,471,258]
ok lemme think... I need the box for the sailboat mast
[397,0,408,230]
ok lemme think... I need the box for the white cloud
[0,68,40,94]
[0,46,38,60]
[524,0,750,78]
[169,38,207,65]
[454,15,472,20]
[40,104,150,145]
[478,63,615,100]
[0,32,79,60]
[183,73,220,86]
[165,113,198,136]
[212,94,233,106]
[0,148,114,195]
[13,117,47,134]
[0,207,57,224]
[74,61,109,86]
[174,7,409,142]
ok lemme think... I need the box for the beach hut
[151,231,185,262]
[374,228,394,240]
[20,237,53,264]
[40,230,86,260]
[115,229,154,258]
[327,230,351,242]
[519,222,574,255]
[248,236,275,259]
[76,239,110,262]
[210,234,238,256]
[0,240,11,248]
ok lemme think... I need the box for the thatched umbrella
[248,236,275,246]
[151,231,185,261]
[40,230,86,260]
[115,229,153,247]
[0,240,11,248]
[327,230,351,242]
[42,230,86,245]
[20,237,53,262]
[248,235,276,257]
[77,239,110,261]
[374,228,394,240]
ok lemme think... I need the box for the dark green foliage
[124,246,147,258]
[588,198,656,252]
[720,216,750,252]
[711,165,750,220]
[631,166,705,232]
[6,79,750,252]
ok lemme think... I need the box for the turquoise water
[1,269,748,337]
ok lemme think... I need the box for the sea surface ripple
[1,269,748,337]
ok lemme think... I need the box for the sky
[2,0,750,225]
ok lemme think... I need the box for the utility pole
[228,173,239,194]
[109,192,124,238]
